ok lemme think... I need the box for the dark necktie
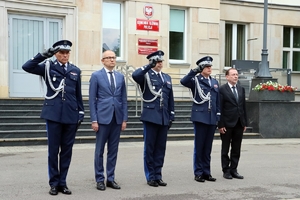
[157,73,163,83]
[109,72,115,93]
[232,86,238,100]
[62,64,66,74]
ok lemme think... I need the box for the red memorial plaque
[138,38,158,47]
[138,47,158,55]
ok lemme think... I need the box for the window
[169,9,186,62]
[283,27,300,71]
[102,2,122,58]
[225,23,246,67]
[9,15,61,70]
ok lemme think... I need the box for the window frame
[169,8,187,63]
[224,22,248,67]
[102,1,124,60]
[282,27,300,71]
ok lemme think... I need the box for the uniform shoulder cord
[189,76,211,110]
[40,59,65,99]
[135,72,162,103]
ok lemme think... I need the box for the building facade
[0,0,299,98]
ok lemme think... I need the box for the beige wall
[1,0,300,98]
[77,0,221,81]
[220,1,300,88]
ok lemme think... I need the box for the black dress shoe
[156,179,167,186]
[231,172,244,179]
[97,182,106,191]
[49,186,58,195]
[107,181,121,189]
[147,180,159,187]
[202,174,216,181]
[194,175,205,182]
[223,172,233,179]
[58,186,72,195]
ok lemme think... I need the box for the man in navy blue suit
[132,50,175,187]
[89,50,128,191]
[180,56,220,183]
[22,40,84,195]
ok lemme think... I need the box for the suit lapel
[114,71,120,91]
[100,68,112,93]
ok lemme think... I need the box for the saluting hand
[149,59,157,68]
[192,65,202,73]
[41,46,60,58]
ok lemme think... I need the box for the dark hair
[225,68,237,76]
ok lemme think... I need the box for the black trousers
[220,119,244,173]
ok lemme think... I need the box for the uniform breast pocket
[143,104,155,109]
[151,81,161,91]
[50,70,63,81]
[166,83,172,90]
[69,74,78,81]
[213,87,219,93]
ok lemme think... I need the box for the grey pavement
[0,138,300,200]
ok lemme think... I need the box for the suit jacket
[89,68,128,125]
[180,70,220,125]
[218,83,247,128]
[22,53,84,124]
[132,64,175,125]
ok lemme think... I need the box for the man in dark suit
[218,68,247,180]
[89,50,128,191]
[180,56,220,183]
[132,50,175,187]
[22,40,84,195]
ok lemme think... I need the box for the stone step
[0,132,262,146]
[0,121,193,131]
[0,115,192,123]
[0,111,192,118]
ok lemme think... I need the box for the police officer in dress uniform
[132,50,175,187]
[180,56,220,183]
[22,40,84,195]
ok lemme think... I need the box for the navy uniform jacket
[180,70,220,125]
[22,53,84,124]
[132,64,175,125]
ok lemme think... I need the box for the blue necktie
[62,64,66,74]
[157,73,163,84]
[109,72,115,93]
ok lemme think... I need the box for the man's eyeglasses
[103,56,116,60]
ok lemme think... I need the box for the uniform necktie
[61,64,66,74]
[232,86,238,100]
[109,72,115,93]
[157,73,163,83]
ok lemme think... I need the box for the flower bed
[251,81,296,101]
